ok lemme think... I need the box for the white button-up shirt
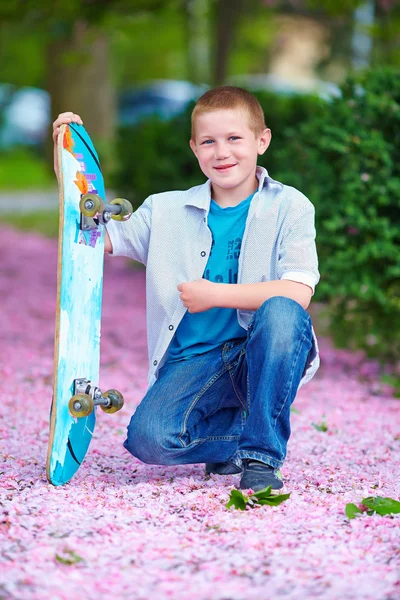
[106,167,320,390]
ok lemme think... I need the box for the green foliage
[109,6,187,86]
[226,484,291,511]
[0,0,170,27]
[380,374,400,398]
[0,148,54,189]
[0,27,45,87]
[112,108,198,203]
[273,67,400,362]
[0,0,180,88]
[346,496,400,519]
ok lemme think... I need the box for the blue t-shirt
[167,193,254,362]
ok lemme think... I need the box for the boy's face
[190,108,271,200]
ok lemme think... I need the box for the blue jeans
[124,296,314,470]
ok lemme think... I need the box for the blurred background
[0,0,399,385]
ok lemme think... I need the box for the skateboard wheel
[109,198,133,222]
[80,194,105,217]
[100,389,124,414]
[69,393,94,417]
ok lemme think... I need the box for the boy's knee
[252,296,310,345]
[123,411,174,465]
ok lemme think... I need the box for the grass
[0,148,54,190]
[0,210,59,238]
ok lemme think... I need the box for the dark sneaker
[239,460,284,493]
[205,462,242,475]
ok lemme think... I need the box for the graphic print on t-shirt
[204,235,243,284]
[166,192,254,362]
[204,245,241,283]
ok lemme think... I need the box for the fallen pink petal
[0,224,399,599]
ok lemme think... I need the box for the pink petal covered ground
[0,224,399,600]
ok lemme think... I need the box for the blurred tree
[110,7,187,86]
[213,0,277,84]
[0,0,174,150]
[263,0,400,76]
[182,0,210,83]
[213,0,246,84]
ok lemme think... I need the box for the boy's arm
[104,196,152,264]
[178,197,318,313]
[214,279,312,310]
[178,279,312,313]
[104,229,113,253]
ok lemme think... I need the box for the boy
[52,86,319,492]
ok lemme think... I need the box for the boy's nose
[214,143,230,159]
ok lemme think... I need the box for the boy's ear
[258,128,272,155]
[189,139,198,157]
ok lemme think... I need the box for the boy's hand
[178,279,219,313]
[53,112,83,176]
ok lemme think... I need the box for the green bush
[273,67,400,362]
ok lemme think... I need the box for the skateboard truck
[79,194,133,231]
[69,378,124,418]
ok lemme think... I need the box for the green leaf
[361,496,400,516]
[290,406,301,414]
[226,486,291,510]
[226,489,247,511]
[55,549,84,565]
[312,421,328,432]
[345,503,362,519]
[250,486,272,499]
[257,493,291,506]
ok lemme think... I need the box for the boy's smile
[190,109,271,206]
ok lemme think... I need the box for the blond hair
[191,86,266,140]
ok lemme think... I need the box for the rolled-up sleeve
[277,201,319,294]
[106,195,152,265]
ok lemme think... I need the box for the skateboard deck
[46,123,129,486]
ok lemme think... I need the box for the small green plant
[312,419,328,432]
[226,485,291,511]
[55,548,84,565]
[346,496,400,519]
[380,374,400,398]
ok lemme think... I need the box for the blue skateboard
[46,123,132,486]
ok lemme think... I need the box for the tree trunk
[184,0,210,83]
[46,20,116,174]
[213,0,246,85]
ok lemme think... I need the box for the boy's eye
[201,139,214,145]
[229,136,240,141]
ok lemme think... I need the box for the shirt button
[168,324,174,331]
[153,360,158,366]
[201,251,206,257]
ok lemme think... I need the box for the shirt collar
[184,166,271,211]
